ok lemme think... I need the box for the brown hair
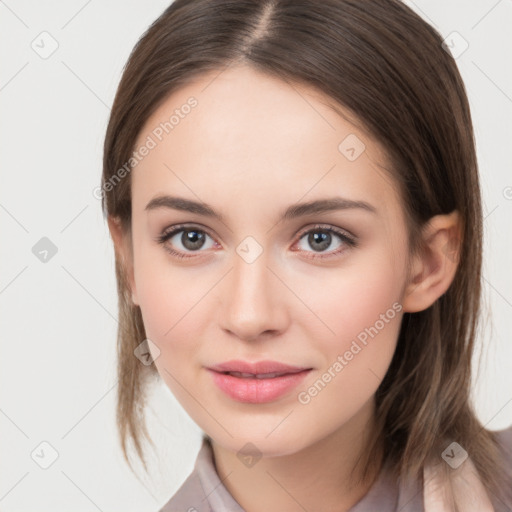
[101,0,512,505]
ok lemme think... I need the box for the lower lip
[207,369,312,404]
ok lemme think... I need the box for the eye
[156,223,358,261]
[294,224,358,259]
[156,224,217,259]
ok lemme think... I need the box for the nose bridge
[221,243,284,340]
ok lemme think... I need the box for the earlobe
[107,216,139,306]
[402,210,462,313]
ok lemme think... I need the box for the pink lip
[206,360,312,404]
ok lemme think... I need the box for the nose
[219,248,288,342]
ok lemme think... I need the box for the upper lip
[208,359,311,375]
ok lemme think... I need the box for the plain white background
[1,1,511,510]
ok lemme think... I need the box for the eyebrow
[145,195,377,222]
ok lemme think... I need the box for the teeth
[226,371,286,379]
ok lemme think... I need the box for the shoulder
[491,424,512,466]
[158,468,212,512]
[158,435,244,512]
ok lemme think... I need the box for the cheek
[296,244,405,396]
[136,266,210,403]
[299,247,404,347]
[133,247,208,361]
[293,283,402,444]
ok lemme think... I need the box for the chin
[207,423,312,458]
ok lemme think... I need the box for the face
[124,64,411,456]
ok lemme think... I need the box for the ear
[402,210,462,313]
[107,216,139,306]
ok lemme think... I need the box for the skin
[109,64,461,512]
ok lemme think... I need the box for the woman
[101,0,512,510]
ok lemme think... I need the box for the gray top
[160,426,512,512]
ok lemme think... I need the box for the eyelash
[155,223,358,260]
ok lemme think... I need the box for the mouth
[217,369,307,379]
[207,367,312,404]
[207,359,311,375]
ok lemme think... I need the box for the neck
[210,399,383,512]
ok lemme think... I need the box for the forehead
[131,64,401,220]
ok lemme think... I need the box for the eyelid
[294,223,356,242]
[158,222,216,241]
